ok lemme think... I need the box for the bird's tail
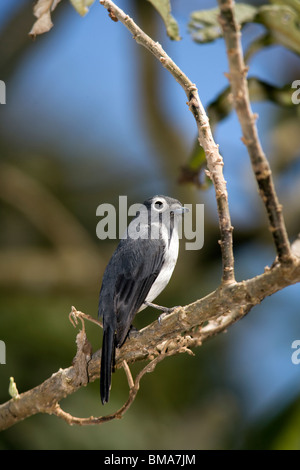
[100,325,116,404]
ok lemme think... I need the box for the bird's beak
[172,206,189,215]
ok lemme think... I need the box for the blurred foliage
[178,140,212,189]
[189,0,300,57]
[208,78,300,126]
[185,0,300,181]
[241,394,300,449]
[189,3,257,44]
[180,77,300,185]
[148,0,180,40]
[29,0,63,37]
[70,0,96,17]
[0,0,299,450]
[29,0,180,39]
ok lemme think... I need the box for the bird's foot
[158,306,181,324]
[144,301,171,313]
[144,302,181,323]
[127,325,139,339]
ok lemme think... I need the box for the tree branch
[217,0,293,264]
[1,0,298,433]
[1,242,299,431]
[99,0,235,284]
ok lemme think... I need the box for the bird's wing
[113,237,165,347]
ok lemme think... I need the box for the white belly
[145,227,179,304]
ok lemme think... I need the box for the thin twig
[50,348,185,426]
[217,0,293,264]
[69,306,103,329]
[122,360,134,389]
[99,0,235,284]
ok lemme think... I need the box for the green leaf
[70,0,95,17]
[244,33,274,63]
[206,78,298,129]
[270,0,300,15]
[148,0,180,41]
[189,1,300,57]
[178,141,212,189]
[180,76,299,187]
[256,5,300,56]
[189,3,257,43]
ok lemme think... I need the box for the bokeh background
[0,0,300,450]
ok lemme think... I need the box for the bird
[98,195,188,404]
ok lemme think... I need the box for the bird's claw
[158,306,180,324]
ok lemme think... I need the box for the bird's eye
[154,200,164,211]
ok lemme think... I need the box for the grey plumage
[98,195,187,404]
